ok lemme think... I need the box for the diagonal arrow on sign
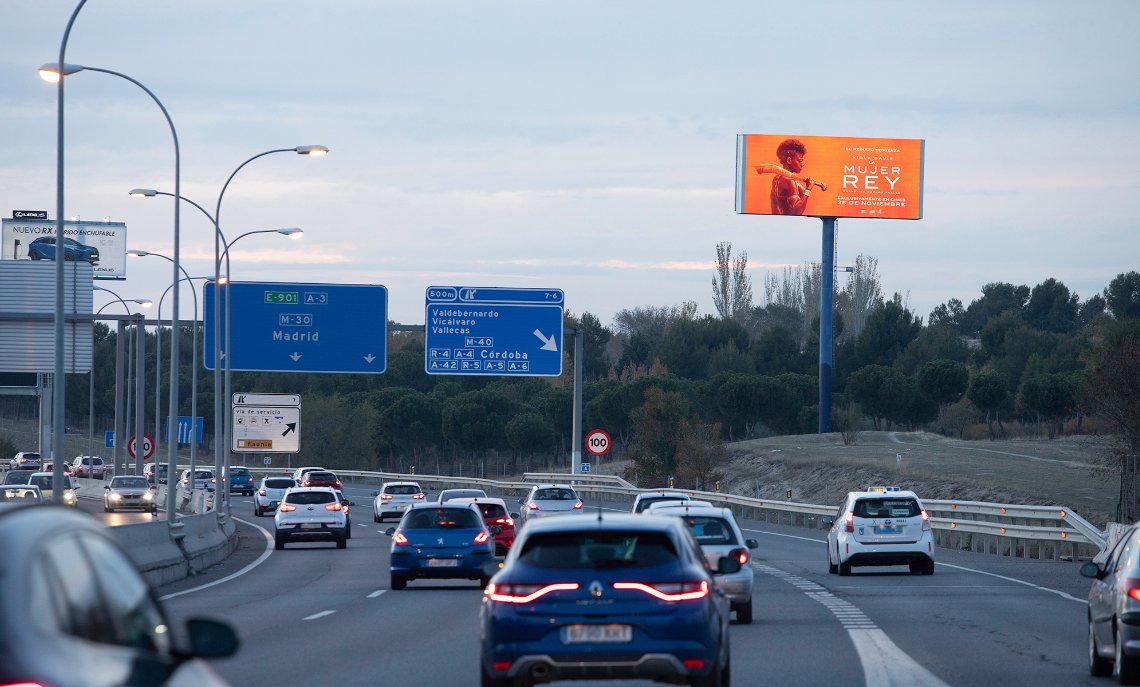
[533,329,558,352]
[281,423,297,437]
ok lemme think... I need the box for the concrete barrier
[107,521,189,587]
[177,513,237,573]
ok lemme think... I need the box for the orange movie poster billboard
[735,134,924,220]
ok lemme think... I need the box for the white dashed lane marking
[367,590,386,598]
[303,610,336,621]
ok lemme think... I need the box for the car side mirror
[183,617,239,659]
[490,526,502,535]
[104,485,110,490]
[517,498,525,505]
[384,527,396,536]
[1081,562,1104,579]
[820,516,835,527]
[715,556,742,575]
[746,539,759,550]
[510,512,520,519]
[347,500,356,506]
[372,491,380,497]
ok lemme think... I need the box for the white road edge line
[743,526,1085,603]
[158,516,273,601]
[304,610,336,621]
[368,590,387,598]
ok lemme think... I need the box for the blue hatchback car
[386,503,496,590]
[479,513,737,687]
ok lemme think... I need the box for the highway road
[79,480,1102,687]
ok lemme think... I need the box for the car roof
[847,489,921,500]
[636,491,690,499]
[521,512,684,535]
[382,481,421,487]
[646,500,717,512]
[285,486,338,494]
[405,501,479,512]
[448,496,507,507]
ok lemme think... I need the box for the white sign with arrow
[231,392,301,453]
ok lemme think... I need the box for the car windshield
[3,472,33,485]
[636,496,687,512]
[682,516,737,545]
[402,508,482,529]
[854,498,920,518]
[285,491,335,505]
[385,485,421,495]
[518,531,678,569]
[113,477,148,489]
[29,475,70,490]
[533,488,576,501]
[265,478,295,489]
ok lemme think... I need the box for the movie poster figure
[753,138,827,215]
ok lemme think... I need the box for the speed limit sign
[585,429,611,457]
[127,434,155,460]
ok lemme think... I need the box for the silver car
[373,481,425,522]
[102,475,155,513]
[1083,525,1140,681]
[650,503,758,624]
[0,485,42,510]
[518,484,583,525]
[254,476,296,517]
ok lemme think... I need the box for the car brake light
[392,532,410,546]
[278,503,297,512]
[303,480,311,486]
[336,480,342,486]
[485,582,579,603]
[474,531,490,544]
[844,511,854,533]
[491,662,511,673]
[247,477,254,482]
[572,500,583,510]
[325,503,343,511]
[683,659,705,671]
[495,517,515,527]
[527,501,538,510]
[920,509,931,531]
[381,493,394,500]
[258,489,266,496]
[613,580,709,602]
[413,493,425,499]
[1125,579,1140,602]
[732,548,749,566]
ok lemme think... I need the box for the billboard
[2,216,127,279]
[735,135,924,220]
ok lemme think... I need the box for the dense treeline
[11,253,1137,512]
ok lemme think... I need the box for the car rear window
[636,496,687,512]
[231,468,250,475]
[265,478,295,489]
[285,491,336,505]
[533,488,577,501]
[854,498,920,518]
[682,516,737,545]
[476,503,508,519]
[402,508,482,529]
[307,472,337,480]
[441,490,485,501]
[518,531,678,569]
[385,484,421,495]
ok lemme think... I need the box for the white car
[274,486,348,550]
[517,484,583,525]
[823,487,935,576]
[631,490,691,514]
[178,468,215,492]
[103,475,155,513]
[649,503,759,624]
[373,481,425,522]
[254,476,297,517]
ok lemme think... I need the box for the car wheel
[391,573,407,591]
[828,548,838,575]
[336,536,347,549]
[374,513,381,523]
[254,505,261,517]
[274,533,286,550]
[732,600,753,625]
[924,560,936,575]
[909,562,923,575]
[346,524,352,539]
[103,504,110,513]
[1117,622,1140,684]
[839,559,852,577]
[1091,615,1112,677]
[480,662,512,687]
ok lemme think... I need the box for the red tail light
[920,509,931,531]
[258,488,267,496]
[279,503,297,512]
[491,662,511,673]
[527,501,539,510]
[335,480,342,486]
[247,477,254,482]
[392,531,410,546]
[844,511,854,533]
[485,582,579,603]
[732,548,749,566]
[613,580,709,602]
[474,531,490,544]
[381,493,393,500]
[325,502,343,511]
[494,517,515,527]
[683,659,705,671]
[1126,579,1140,602]
[303,480,311,486]
[413,493,425,500]
[572,500,583,510]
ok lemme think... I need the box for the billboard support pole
[818,217,836,433]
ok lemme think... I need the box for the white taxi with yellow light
[822,486,935,576]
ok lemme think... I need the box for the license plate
[427,558,458,567]
[874,525,901,533]
[301,523,322,530]
[561,624,632,644]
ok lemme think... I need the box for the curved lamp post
[40,60,183,515]
[95,285,151,487]
[89,292,151,482]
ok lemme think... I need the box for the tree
[929,298,965,332]
[1105,271,1140,320]
[1018,372,1079,439]
[711,241,753,322]
[567,311,613,380]
[505,413,559,472]
[751,325,803,375]
[673,420,726,491]
[845,365,895,430]
[1023,278,1080,334]
[627,386,691,482]
[852,298,922,369]
[967,370,1010,440]
[962,282,1030,335]
[378,392,442,466]
[917,359,970,408]
[836,254,884,340]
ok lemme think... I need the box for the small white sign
[232,405,301,453]
[232,393,300,407]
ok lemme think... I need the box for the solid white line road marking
[304,610,336,620]
[159,515,273,601]
[368,590,387,598]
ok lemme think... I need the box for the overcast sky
[1,1,1137,328]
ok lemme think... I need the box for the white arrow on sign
[290,352,302,362]
[533,330,558,352]
[364,354,376,363]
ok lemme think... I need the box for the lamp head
[126,249,148,258]
[294,145,329,157]
[128,188,158,197]
[276,227,303,239]
[133,299,154,308]
[37,62,85,83]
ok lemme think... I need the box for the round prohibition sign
[127,434,155,460]
[585,429,611,457]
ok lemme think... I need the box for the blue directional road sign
[204,281,387,374]
[424,286,564,377]
[165,416,204,445]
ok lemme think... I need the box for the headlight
[142,492,153,500]
[110,493,122,500]
[64,491,76,504]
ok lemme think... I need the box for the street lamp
[129,144,325,514]
[89,293,151,483]
[40,59,184,516]
[95,285,151,485]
